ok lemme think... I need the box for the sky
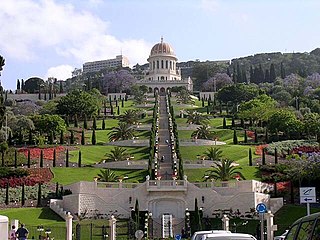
[1,0,320,90]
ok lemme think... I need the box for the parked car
[191,230,231,240]
[274,230,288,240]
[284,212,320,240]
[200,232,257,240]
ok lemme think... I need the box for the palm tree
[108,122,135,141]
[105,146,129,162]
[191,125,214,139]
[203,147,223,161]
[176,88,194,104]
[187,111,209,125]
[204,159,245,181]
[97,168,117,182]
[119,110,141,125]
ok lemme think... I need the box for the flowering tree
[101,70,136,94]
[202,73,233,91]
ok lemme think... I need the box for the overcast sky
[1,0,320,90]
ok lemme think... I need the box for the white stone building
[83,55,130,73]
[138,38,193,93]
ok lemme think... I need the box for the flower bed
[255,144,268,155]
[18,146,65,160]
[265,140,318,155]
[291,146,320,154]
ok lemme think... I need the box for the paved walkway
[158,95,173,180]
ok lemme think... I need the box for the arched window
[161,60,164,69]
[161,76,164,80]
[153,61,155,70]
[170,61,172,70]
[157,60,159,69]
[166,60,168,69]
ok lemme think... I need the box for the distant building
[137,38,193,93]
[83,55,130,73]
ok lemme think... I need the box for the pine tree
[60,130,64,144]
[274,148,278,164]
[83,114,88,129]
[92,129,96,145]
[93,117,97,130]
[262,148,266,165]
[27,149,31,168]
[270,63,276,82]
[53,149,56,167]
[233,129,238,144]
[249,148,253,166]
[78,150,82,167]
[40,150,44,167]
[66,149,69,167]
[244,130,248,143]
[223,117,227,129]
[37,183,42,207]
[102,118,106,130]
[21,184,25,206]
[81,129,85,145]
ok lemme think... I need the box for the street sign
[256,203,267,213]
[175,234,182,240]
[300,187,316,204]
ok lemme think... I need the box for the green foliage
[81,129,85,145]
[203,147,223,161]
[119,109,141,125]
[56,89,102,118]
[233,129,238,144]
[102,118,106,130]
[32,114,66,136]
[108,122,135,141]
[265,140,318,155]
[186,111,209,125]
[105,146,128,162]
[249,148,252,166]
[191,125,215,140]
[92,117,97,130]
[204,159,245,181]
[78,151,82,167]
[91,129,96,145]
[97,168,117,182]
[217,83,260,104]
[0,167,28,178]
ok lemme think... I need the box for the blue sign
[175,234,182,240]
[256,203,267,213]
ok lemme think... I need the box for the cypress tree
[104,102,107,116]
[265,128,269,143]
[70,131,74,144]
[240,119,245,128]
[8,132,12,146]
[219,102,222,114]
[28,130,33,145]
[74,114,78,127]
[226,103,229,114]
[274,148,278,164]
[17,79,21,91]
[60,130,64,144]
[244,130,248,143]
[102,118,106,130]
[117,106,120,115]
[44,92,47,101]
[48,131,53,144]
[270,63,276,82]
[55,182,59,198]
[233,129,238,144]
[53,149,56,167]
[40,150,44,167]
[5,181,9,205]
[65,115,69,127]
[66,149,69,167]
[37,183,42,207]
[254,129,258,143]
[78,150,82,167]
[14,149,17,168]
[59,81,63,93]
[115,99,118,107]
[27,149,31,168]
[110,105,114,115]
[18,130,23,144]
[121,99,124,107]
[231,117,235,128]
[262,148,266,165]
[249,148,253,166]
[223,117,227,129]
[21,184,25,206]
[81,129,85,145]
[83,114,88,129]
[206,106,209,114]
[92,129,96,145]
[201,98,204,107]
[93,117,97,130]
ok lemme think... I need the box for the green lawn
[68,145,149,165]
[51,167,148,185]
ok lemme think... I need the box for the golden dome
[150,37,175,56]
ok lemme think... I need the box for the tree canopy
[32,114,66,135]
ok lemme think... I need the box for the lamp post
[185,209,191,238]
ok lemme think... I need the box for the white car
[201,232,257,240]
[191,230,231,240]
[274,230,288,240]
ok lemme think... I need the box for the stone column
[221,215,229,231]
[109,215,117,240]
[66,212,73,240]
[265,211,277,240]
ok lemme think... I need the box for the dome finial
[161,36,163,43]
